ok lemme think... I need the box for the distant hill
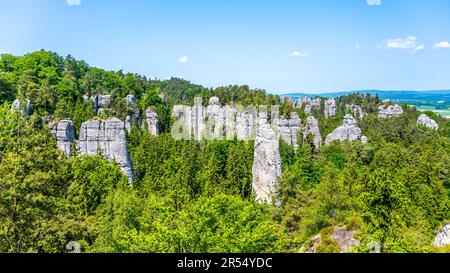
[282,90,450,117]
[282,90,450,104]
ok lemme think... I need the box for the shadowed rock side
[50,119,75,156]
[78,118,134,183]
[378,104,403,119]
[252,124,282,205]
[417,114,439,130]
[325,114,368,145]
[303,116,322,148]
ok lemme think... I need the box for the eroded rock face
[126,94,136,108]
[324,99,337,118]
[84,94,112,114]
[307,225,361,253]
[172,105,193,140]
[78,118,134,183]
[252,124,282,204]
[294,96,310,109]
[11,99,31,116]
[51,119,75,156]
[378,104,403,119]
[346,104,367,119]
[417,114,439,130]
[205,97,225,139]
[276,113,301,147]
[304,98,322,115]
[303,116,322,148]
[289,113,302,148]
[325,114,367,145]
[145,108,160,136]
[433,224,450,248]
[125,115,132,133]
[159,93,167,103]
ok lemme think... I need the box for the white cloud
[290,51,310,57]
[66,0,81,6]
[367,0,381,6]
[382,36,425,54]
[433,41,450,49]
[178,56,189,64]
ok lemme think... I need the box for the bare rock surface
[252,124,282,204]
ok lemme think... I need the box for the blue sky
[1,0,449,94]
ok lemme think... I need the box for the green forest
[1,50,450,253]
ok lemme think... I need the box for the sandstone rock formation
[236,107,256,141]
[417,114,439,130]
[144,108,159,136]
[78,118,134,182]
[172,105,194,140]
[11,99,31,116]
[304,98,322,115]
[325,114,368,145]
[252,124,282,204]
[159,93,167,103]
[50,119,75,156]
[307,225,361,253]
[126,94,136,108]
[276,113,301,147]
[433,224,450,248]
[84,94,112,115]
[293,96,310,109]
[378,104,403,119]
[205,97,225,140]
[324,99,337,118]
[303,116,322,148]
[346,104,367,119]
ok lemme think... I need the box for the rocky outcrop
[417,114,439,130]
[205,97,225,140]
[433,224,450,248]
[144,108,159,136]
[172,97,263,141]
[83,94,112,115]
[324,99,337,118]
[50,119,75,156]
[192,98,206,141]
[378,104,403,119]
[293,96,321,115]
[325,114,368,145]
[276,113,301,147]
[236,108,256,141]
[293,96,310,109]
[307,225,361,253]
[159,93,167,103]
[11,99,31,116]
[126,94,136,108]
[346,104,367,119]
[303,116,322,148]
[252,124,282,204]
[78,118,134,183]
[304,98,322,115]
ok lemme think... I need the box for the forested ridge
[1,50,450,253]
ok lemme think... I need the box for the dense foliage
[0,51,449,253]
